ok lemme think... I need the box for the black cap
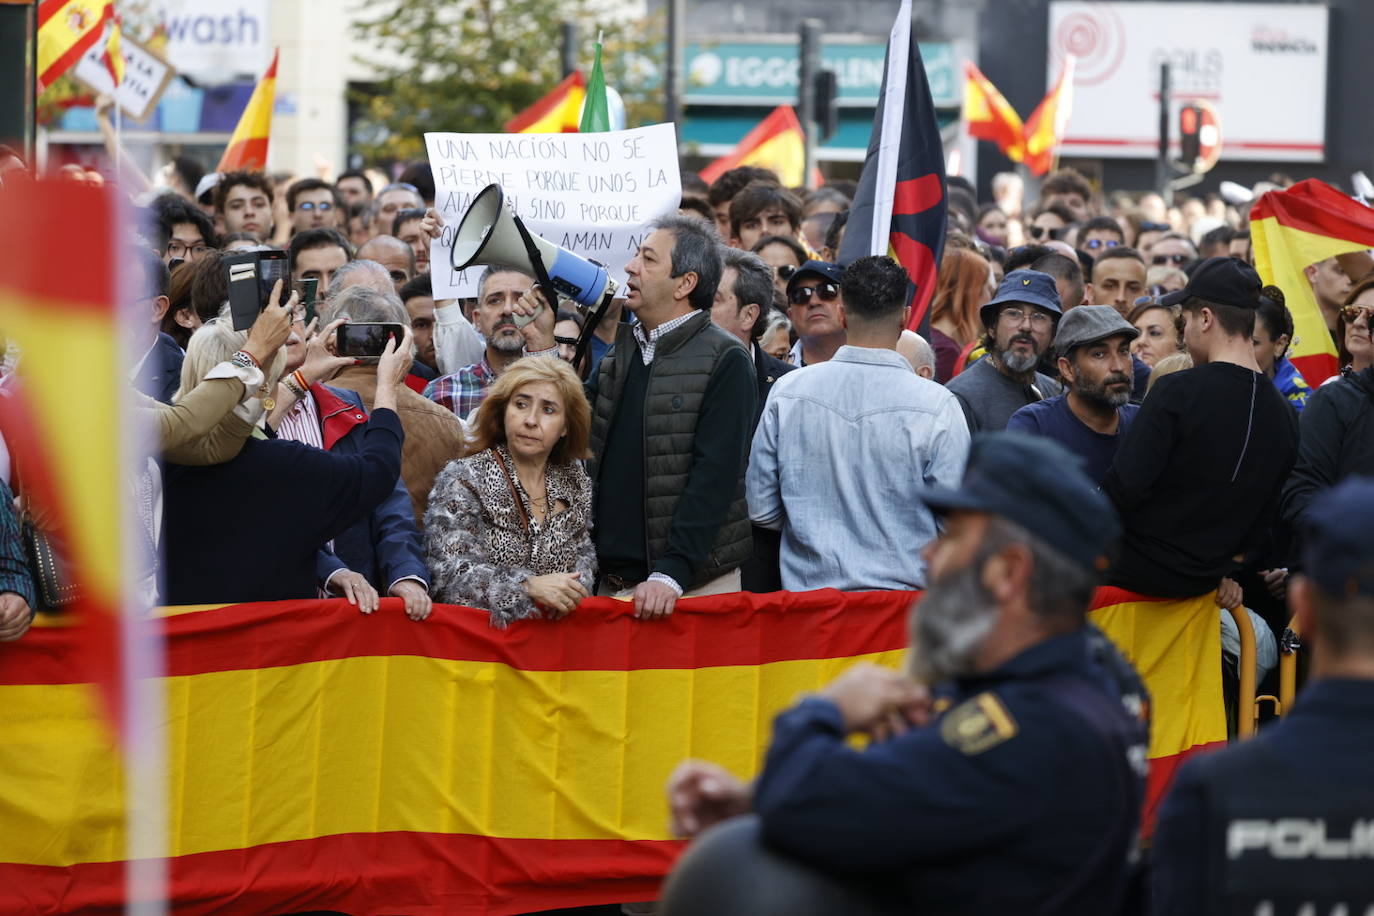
[1159,256,1262,308]
[1302,476,1374,598]
[785,259,843,295]
[914,432,1120,573]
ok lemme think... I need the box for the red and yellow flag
[1023,55,1076,177]
[962,61,1025,162]
[0,179,125,729]
[504,71,586,134]
[1250,179,1374,385]
[698,105,808,188]
[36,0,113,92]
[217,48,279,172]
[0,585,1226,911]
[100,15,124,88]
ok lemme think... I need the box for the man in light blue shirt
[747,256,970,591]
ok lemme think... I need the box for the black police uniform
[750,625,1150,915]
[1153,678,1374,915]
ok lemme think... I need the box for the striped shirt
[276,391,324,450]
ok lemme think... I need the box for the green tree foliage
[352,0,663,162]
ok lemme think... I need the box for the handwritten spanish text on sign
[424,124,681,299]
[72,34,177,124]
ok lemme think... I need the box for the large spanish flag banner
[36,0,113,92]
[1251,179,1374,385]
[0,179,125,726]
[698,105,808,189]
[504,70,586,134]
[0,588,1222,912]
[837,0,948,333]
[962,61,1025,162]
[216,48,279,172]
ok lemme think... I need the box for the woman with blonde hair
[928,246,994,382]
[425,356,595,627]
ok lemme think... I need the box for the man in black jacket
[710,247,795,429]
[1104,257,1298,598]
[587,215,756,618]
[1281,365,1374,534]
[710,247,794,593]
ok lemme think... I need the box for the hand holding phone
[334,322,406,363]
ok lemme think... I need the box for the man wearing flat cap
[1008,304,1141,484]
[1103,256,1298,600]
[662,433,1149,916]
[1153,476,1374,915]
[946,269,1063,433]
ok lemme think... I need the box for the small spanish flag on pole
[101,13,125,87]
[505,71,587,134]
[962,61,1025,163]
[217,48,279,172]
[698,105,808,188]
[1251,179,1374,385]
[36,0,114,92]
[1022,55,1076,177]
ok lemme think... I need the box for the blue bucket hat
[980,269,1064,329]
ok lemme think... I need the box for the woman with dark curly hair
[424,357,595,627]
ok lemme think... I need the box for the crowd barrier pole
[1224,606,1257,738]
[1279,616,1301,715]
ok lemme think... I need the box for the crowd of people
[1,147,1373,914]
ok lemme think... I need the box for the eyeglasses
[1139,221,1171,233]
[999,306,1054,328]
[1029,225,1065,241]
[165,241,209,258]
[775,264,797,282]
[788,281,841,305]
[297,201,333,211]
[554,335,580,347]
[1340,304,1374,323]
[1084,238,1120,250]
[379,182,420,196]
[1152,253,1191,266]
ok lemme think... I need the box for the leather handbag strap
[491,448,530,534]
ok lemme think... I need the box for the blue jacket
[309,385,428,591]
[752,626,1149,915]
[136,332,185,405]
[1153,679,1374,915]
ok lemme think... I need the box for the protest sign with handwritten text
[424,124,681,298]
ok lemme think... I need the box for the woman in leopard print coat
[425,357,595,627]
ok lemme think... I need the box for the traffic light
[814,69,838,142]
[1179,103,1203,169]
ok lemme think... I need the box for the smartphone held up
[335,323,405,363]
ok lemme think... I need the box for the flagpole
[114,103,122,185]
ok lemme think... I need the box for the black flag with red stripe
[836,0,948,333]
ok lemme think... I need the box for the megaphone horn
[450,183,618,309]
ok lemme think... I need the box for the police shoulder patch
[939,692,1019,755]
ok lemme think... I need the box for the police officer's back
[662,434,1150,916]
[1153,476,1374,915]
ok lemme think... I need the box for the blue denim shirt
[746,345,971,590]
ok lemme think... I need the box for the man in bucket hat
[946,269,1064,432]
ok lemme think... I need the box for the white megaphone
[450,183,619,314]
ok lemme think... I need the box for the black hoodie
[1281,366,1374,535]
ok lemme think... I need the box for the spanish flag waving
[1251,179,1374,385]
[698,105,807,188]
[36,0,113,92]
[505,71,586,134]
[1023,55,1076,177]
[217,49,279,172]
[963,61,1025,163]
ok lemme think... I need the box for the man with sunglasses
[785,261,848,366]
[946,270,1063,433]
[1079,216,1125,252]
[1148,234,1197,270]
[287,179,343,234]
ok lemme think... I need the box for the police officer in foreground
[1153,476,1374,915]
[661,432,1150,916]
